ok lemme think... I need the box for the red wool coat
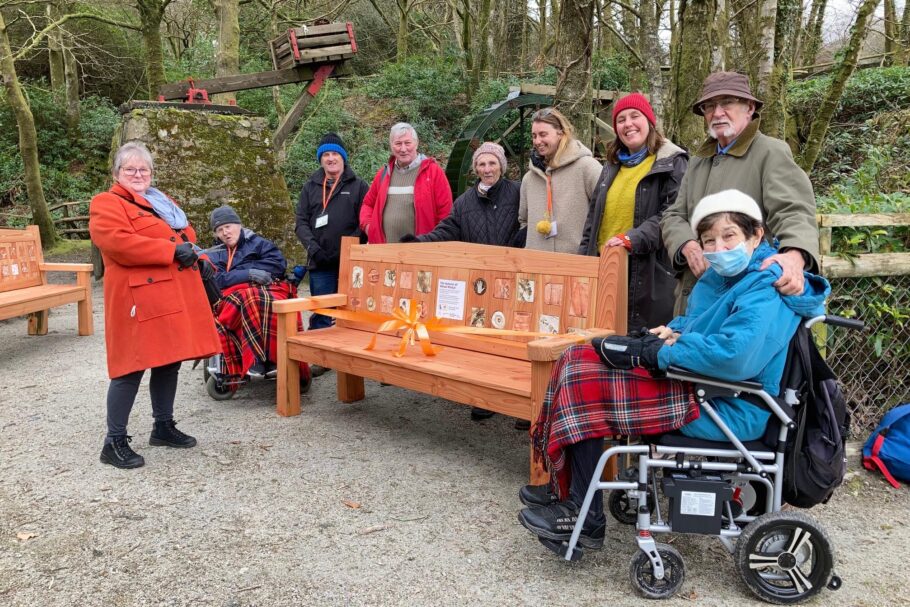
[89,183,221,379]
[358,156,453,243]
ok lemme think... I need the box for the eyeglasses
[532,108,554,121]
[698,97,742,116]
[120,167,151,176]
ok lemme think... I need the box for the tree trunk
[63,33,80,137]
[212,0,240,104]
[761,0,797,139]
[537,0,548,65]
[0,12,57,247]
[623,1,644,88]
[883,0,896,65]
[472,0,492,89]
[667,0,717,149]
[46,3,65,91]
[801,0,827,66]
[901,0,910,65]
[267,1,285,121]
[136,0,168,97]
[640,0,666,124]
[799,0,881,173]
[396,0,410,61]
[756,0,776,90]
[496,0,526,73]
[553,0,595,144]
[712,0,728,70]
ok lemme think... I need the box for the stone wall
[113,106,304,264]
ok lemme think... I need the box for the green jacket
[660,119,819,314]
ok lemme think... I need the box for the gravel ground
[1,278,908,607]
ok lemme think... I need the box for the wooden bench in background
[0,226,93,336]
[274,237,628,482]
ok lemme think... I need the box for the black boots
[100,436,145,469]
[149,419,197,448]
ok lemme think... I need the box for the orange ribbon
[314,299,583,358]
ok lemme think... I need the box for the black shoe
[100,436,145,469]
[149,420,197,448]
[310,364,328,378]
[264,362,278,379]
[518,501,605,550]
[470,407,495,421]
[519,484,558,507]
[514,419,531,431]
[248,362,266,378]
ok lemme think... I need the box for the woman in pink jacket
[359,123,453,243]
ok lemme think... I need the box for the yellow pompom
[536,220,552,235]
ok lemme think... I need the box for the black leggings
[569,437,607,525]
[105,362,181,442]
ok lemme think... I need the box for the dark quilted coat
[415,178,521,247]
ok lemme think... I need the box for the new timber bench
[0,226,93,335]
[274,237,628,482]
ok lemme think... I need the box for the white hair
[112,141,154,178]
[389,122,418,148]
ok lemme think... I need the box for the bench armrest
[273,293,347,314]
[40,262,94,272]
[527,327,616,361]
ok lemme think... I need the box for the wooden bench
[0,226,93,336]
[274,237,628,482]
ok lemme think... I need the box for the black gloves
[248,269,272,285]
[592,329,664,375]
[174,242,198,268]
[399,234,418,243]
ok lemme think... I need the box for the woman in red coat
[89,141,221,469]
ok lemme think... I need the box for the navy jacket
[415,178,521,246]
[207,228,287,290]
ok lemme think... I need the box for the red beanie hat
[612,93,656,132]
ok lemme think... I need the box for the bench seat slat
[0,284,86,320]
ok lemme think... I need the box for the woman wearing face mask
[400,142,521,247]
[519,108,602,253]
[517,190,830,552]
[578,93,688,330]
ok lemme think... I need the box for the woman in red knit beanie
[577,92,689,330]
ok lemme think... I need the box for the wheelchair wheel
[629,543,685,599]
[734,511,834,605]
[206,375,235,401]
[608,489,654,525]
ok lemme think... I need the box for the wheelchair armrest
[665,365,765,393]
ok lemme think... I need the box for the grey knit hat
[472,142,507,174]
[210,205,242,231]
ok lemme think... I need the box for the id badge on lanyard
[318,176,339,229]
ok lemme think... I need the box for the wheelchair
[552,314,863,604]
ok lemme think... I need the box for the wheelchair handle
[823,315,865,331]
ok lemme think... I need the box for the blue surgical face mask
[703,242,752,277]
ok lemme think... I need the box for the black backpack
[781,325,851,508]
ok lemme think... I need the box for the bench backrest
[335,237,627,360]
[0,226,45,293]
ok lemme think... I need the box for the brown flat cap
[692,71,763,116]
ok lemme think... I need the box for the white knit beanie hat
[690,189,763,233]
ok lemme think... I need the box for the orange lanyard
[545,175,553,218]
[226,246,236,271]
[322,176,340,212]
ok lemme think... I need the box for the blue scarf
[143,187,188,230]
[617,146,649,167]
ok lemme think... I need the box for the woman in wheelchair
[207,205,301,381]
[519,189,830,550]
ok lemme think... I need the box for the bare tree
[211,0,239,104]
[553,0,595,142]
[761,0,798,139]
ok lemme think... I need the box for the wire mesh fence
[824,273,910,436]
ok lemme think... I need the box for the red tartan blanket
[214,281,308,382]
[532,344,699,500]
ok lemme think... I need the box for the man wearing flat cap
[661,71,819,314]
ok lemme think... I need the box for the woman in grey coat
[578,93,688,330]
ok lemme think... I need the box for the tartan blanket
[532,344,699,500]
[214,281,308,382]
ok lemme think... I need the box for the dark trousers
[105,361,181,443]
[568,437,607,524]
[308,269,338,330]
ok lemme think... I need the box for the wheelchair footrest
[538,537,584,561]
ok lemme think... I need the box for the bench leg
[337,371,364,403]
[27,311,48,335]
[529,361,550,485]
[276,312,301,417]
[77,276,93,336]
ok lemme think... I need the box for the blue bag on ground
[863,403,910,488]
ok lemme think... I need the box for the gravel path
[1,280,907,606]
